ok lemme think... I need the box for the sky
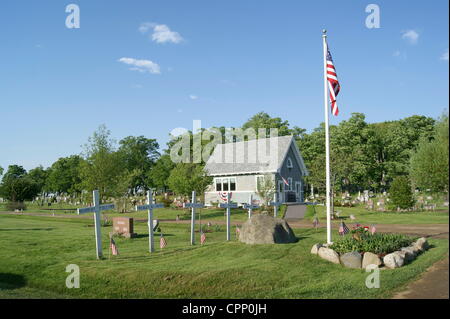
[0,0,448,171]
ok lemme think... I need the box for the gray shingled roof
[204,135,307,176]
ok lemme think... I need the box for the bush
[331,233,415,255]
[6,201,27,211]
[389,176,415,209]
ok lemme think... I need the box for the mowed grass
[0,214,448,299]
[313,205,449,225]
[1,201,448,224]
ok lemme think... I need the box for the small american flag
[110,237,119,256]
[200,232,206,245]
[338,221,349,236]
[235,226,241,237]
[281,176,289,186]
[313,216,319,228]
[326,45,341,116]
[160,233,167,249]
[370,224,377,235]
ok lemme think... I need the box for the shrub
[389,176,415,209]
[6,201,27,211]
[331,233,415,255]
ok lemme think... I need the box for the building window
[215,179,222,191]
[222,178,229,191]
[287,157,293,169]
[278,180,284,192]
[230,178,236,191]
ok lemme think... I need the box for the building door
[295,182,301,202]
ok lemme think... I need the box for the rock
[238,214,297,244]
[362,252,382,269]
[340,251,362,269]
[400,247,417,262]
[413,237,429,252]
[318,247,340,264]
[396,250,414,263]
[383,252,405,268]
[311,243,322,255]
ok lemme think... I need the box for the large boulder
[318,247,340,264]
[413,237,429,252]
[383,252,405,269]
[311,243,322,255]
[362,252,382,269]
[340,251,362,269]
[238,214,297,244]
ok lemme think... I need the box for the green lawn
[2,201,448,225]
[0,214,448,298]
[312,205,449,224]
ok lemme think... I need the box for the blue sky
[0,0,448,171]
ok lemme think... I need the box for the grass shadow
[0,228,54,231]
[0,273,27,290]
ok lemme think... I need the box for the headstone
[113,217,137,238]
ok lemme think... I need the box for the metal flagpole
[322,29,332,244]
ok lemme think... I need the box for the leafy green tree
[167,163,212,196]
[148,154,175,192]
[389,176,415,209]
[46,155,84,195]
[79,125,126,200]
[0,166,3,177]
[28,165,50,194]
[410,114,449,193]
[242,112,305,138]
[118,136,160,191]
[0,165,39,203]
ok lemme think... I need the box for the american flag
[200,231,206,245]
[160,233,167,249]
[281,176,289,186]
[313,216,319,228]
[338,221,349,236]
[235,226,241,237]
[370,224,377,235]
[110,237,119,256]
[326,46,341,116]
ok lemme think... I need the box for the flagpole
[322,29,332,245]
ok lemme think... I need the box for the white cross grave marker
[243,194,259,219]
[135,190,164,253]
[77,190,115,259]
[270,193,282,218]
[183,191,204,245]
[219,192,238,241]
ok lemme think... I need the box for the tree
[46,155,84,195]
[410,113,449,194]
[242,112,305,138]
[149,154,175,192]
[118,136,160,192]
[79,125,126,200]
[0,166,3,177]
[28,165,49,194]
[389,176,415,210]
[167,163,212,196]
[256,174,276,207]
[0,165,39,203]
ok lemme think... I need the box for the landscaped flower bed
[311,225,430,269]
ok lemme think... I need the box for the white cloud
[440,49,449,61]
[139,22,183,44]
[401,30,419,44]
[189,95,198,100]
[118,57,161,74]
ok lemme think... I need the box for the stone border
[311,237,429,269]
